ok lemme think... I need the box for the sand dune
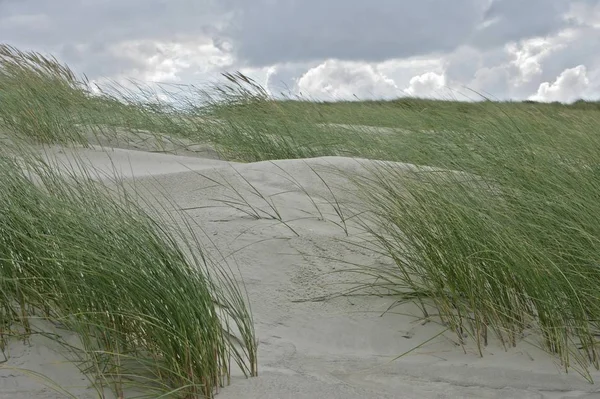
[2,145,600,399]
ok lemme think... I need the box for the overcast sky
[1,0,599,102]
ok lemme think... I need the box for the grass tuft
[0,147,256,397]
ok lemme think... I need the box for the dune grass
[0,146,257,398]
[201,75,600,382]
[0,44,206,149]
[3,43,600,384]
[0,45,92,144]
[242,100,600,379]
[348,149,600,379]
[183,76,600,380]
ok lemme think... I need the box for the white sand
[2,143,600,399]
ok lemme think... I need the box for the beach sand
[2,142,600,398]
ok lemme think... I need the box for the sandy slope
[2,144,600,399]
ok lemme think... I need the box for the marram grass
[0,147,257,398]
[200,74,600,380]
[345,118,600,381]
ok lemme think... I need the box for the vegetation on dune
[2,43,599,163]
[186,74,600,381]
[0,44,202,147]
[204,76,600,382]
[350,131,600,380]
[205,88,600,165]
[3,42,600,387]
[0,149,256,397]
[0,45,92,144]
[0,45,258,397]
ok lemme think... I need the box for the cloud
[565,1,600,28]
[470,0,576,48]
[296,60,400,100]
[60,38,235,92]
[442,22,600,100]
[223,0,585,67]
[404,72,447,98]
[0,0,228,48]
[530,65,593,102]
[0,0,233,81]
[239,62,313,96]
[506,37,566,86]
[0,0,599,102]
[224,0,489,67]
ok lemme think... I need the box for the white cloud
[377,57,445,88]
[296,60,400,100]
[506,35,567,86]
[264,66,278,95]
[404,72,448,98]
[88,38,235,85]
[530,65,591,102]
[443,24,600,101]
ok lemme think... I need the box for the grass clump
[349,119,600,380]
[0,44,209,150]
[0,44,92,144]
[0,149,256,398]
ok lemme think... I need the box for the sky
[1,0,599,102]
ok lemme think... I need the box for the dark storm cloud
[0,0,225,47]
[219,0,587,67]
[0,0,586,69]
[470,0,581,48]
[222,0,488,66]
